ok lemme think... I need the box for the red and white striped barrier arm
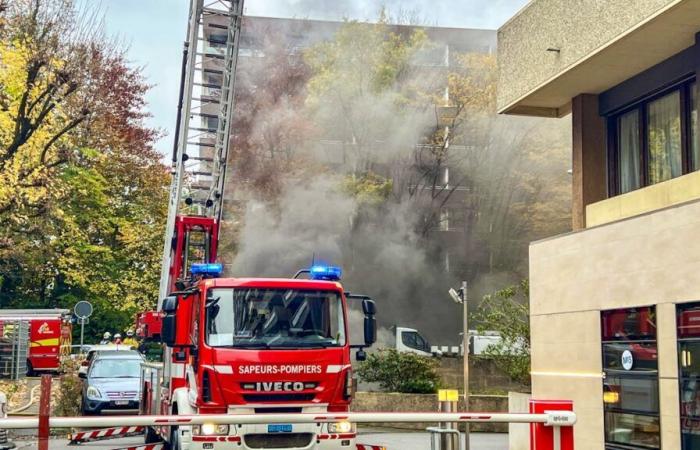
[69,425,144,444]
[0,411,576,429]
[112,445,163,450]
[357,445,386,450]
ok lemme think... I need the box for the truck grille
[254,407,303,414]
[244,433,313,449]
[242,393,315,403]
[0,428,8,444]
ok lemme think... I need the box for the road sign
[74,301,93,319]
[74,301,93,350]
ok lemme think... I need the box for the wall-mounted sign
[621,349,634,370]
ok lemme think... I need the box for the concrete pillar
[571,94,607,230]
[656,303,681,450]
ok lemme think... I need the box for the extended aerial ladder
[157,0,244,308]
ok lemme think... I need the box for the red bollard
[529,399,574,450]
[38,375,51,450]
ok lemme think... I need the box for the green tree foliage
[472,280,531,384]
[357,348,441,393]
[0,1,167,340]
[304,16,430,173]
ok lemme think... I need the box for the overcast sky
[102,0,529,156]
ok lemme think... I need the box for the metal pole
[37,375,51,450]
[79,318,85,350]
[439,399,455,450]
[462,280,470,450]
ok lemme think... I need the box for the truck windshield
[205,288,346,349]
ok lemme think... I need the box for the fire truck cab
[142,264,377,450]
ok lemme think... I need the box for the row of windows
[601,304,700,450]
[608,79,699,195]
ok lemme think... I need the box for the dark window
[677,303,700,450]
[602,307,659,450]
[608,78,698,195]
[691,83,699,171]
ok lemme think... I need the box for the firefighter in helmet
[123,329,138,348]
[99,332,111,345]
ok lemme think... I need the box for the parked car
[79,351,143,415]
[77,344,135,376]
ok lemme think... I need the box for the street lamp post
[461,281,469,450]
[448,281,469,450]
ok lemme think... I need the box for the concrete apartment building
[498,1,700,449]
[199,16,497,275]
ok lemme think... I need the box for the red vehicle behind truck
[141,259,377,449]
[0,309,71,375]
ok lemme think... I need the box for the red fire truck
[141,261,376,449]
[0,309,71,375]
[139,1,377,448]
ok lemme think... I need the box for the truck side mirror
[362,299,376,316]
[364,316,376,346]
[161,314,177,347]
[162,296,178,313]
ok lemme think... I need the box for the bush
[356,349,440,393]
[472,280,531,384]
[55,358,83,416]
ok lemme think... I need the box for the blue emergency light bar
[309,265,342,281]
[190,263,223,277]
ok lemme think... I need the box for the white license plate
[114,400,129,406]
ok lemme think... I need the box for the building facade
[498,1,700,449]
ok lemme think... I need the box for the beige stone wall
[586,170,700,227]
[529,198,700,449]
[497,0,678,112]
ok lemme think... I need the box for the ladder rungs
[191,97,221,104]
[202,7,234,17]
[188,126,217,133]
[190,111,219,119]
[189,157,214,162]
[196,52,225,60]
[187,142,215,149]
[195,67,224,75]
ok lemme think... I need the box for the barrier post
[438,389,459,450]
[38,375,51,450]
[529,399,574,450]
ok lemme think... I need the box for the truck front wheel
[144,426,160,444]
[166,404,181,450]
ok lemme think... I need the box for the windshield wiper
[232,342,270,349]
[269,342,330,349]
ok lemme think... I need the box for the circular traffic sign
[74,301,93,319]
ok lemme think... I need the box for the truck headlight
[194,423,229,435]
[328,421,354,433]
[86,386,102,400]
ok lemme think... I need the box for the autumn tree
[0,0,167,339]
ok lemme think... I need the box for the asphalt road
[12,431,508,450]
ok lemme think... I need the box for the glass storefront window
[602,308,657,341]
[602,307,659,450]
[604,375,659,413]
[678,303,700,450]
[605,412,661,449]
[603,342,658,372]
